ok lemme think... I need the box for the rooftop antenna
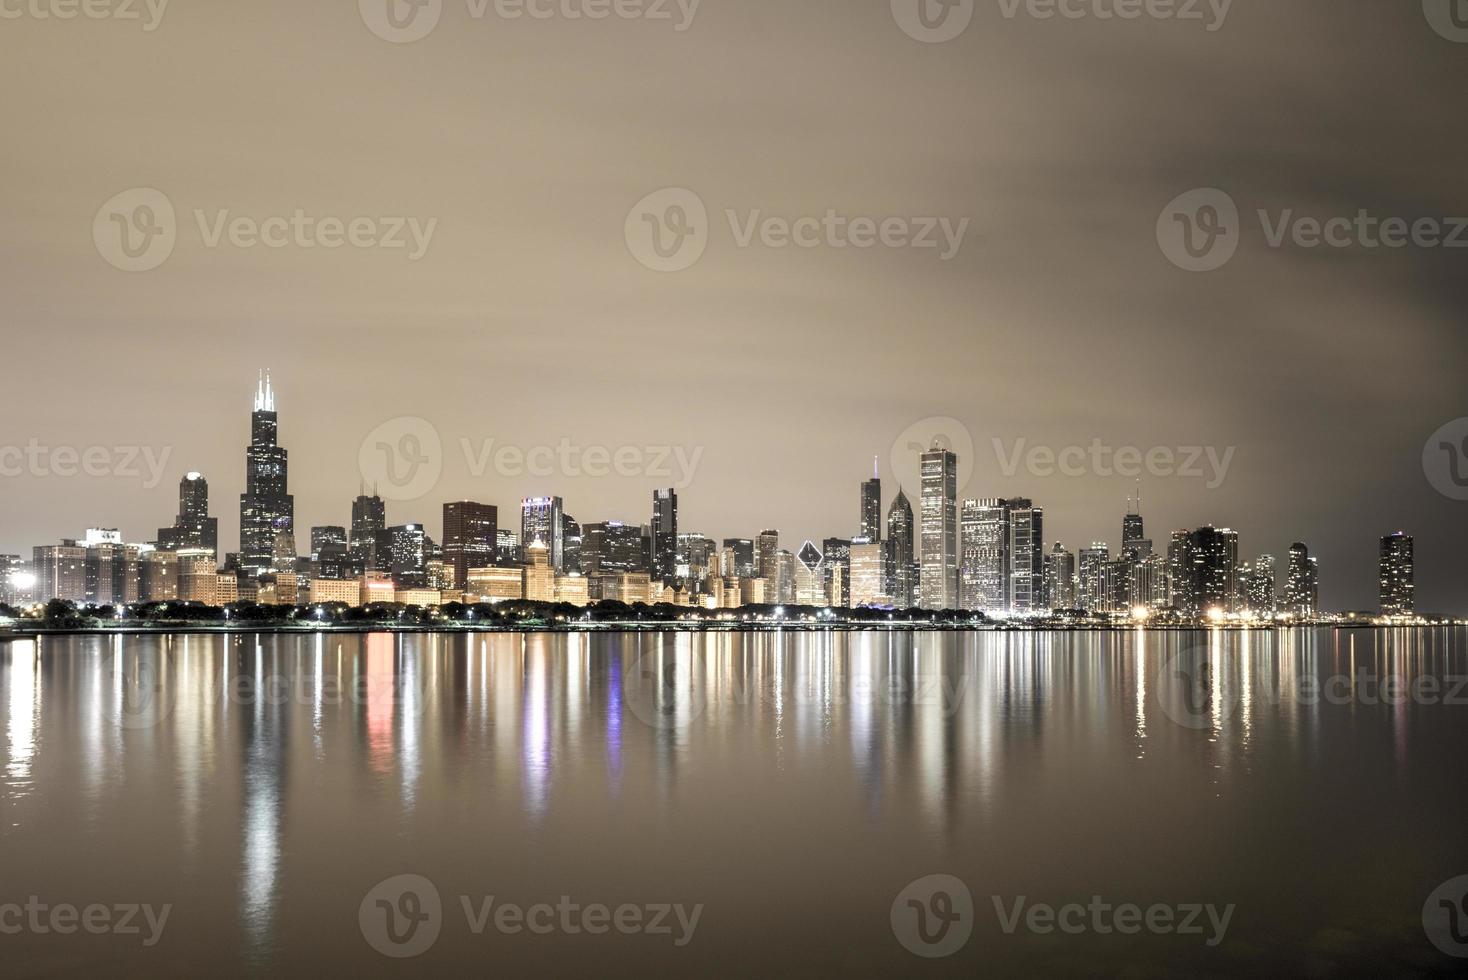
[873,455,879,479]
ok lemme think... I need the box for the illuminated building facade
[1006,498,1044,614]
[1379,531,1414,616]
[885,489,917,608]
[919,442,958,610]
[521,497,564,572]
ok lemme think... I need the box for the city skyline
[2,374,1450,617]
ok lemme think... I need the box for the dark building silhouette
[1379,531,1415,616]
[238,372,294,580]
[442,501,498,589]
[651,489,678,585]
[157,472,219,555]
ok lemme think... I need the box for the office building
[387,524,427,589]
[521,497,564,572]
[156,472,219,555]
[919,441,958,609]
[1006,498,1044,614]
[442,501,498,589]
[651,489,678,585]
[884,489,917,608]
[860,460,882,544]
[721,539,757,579]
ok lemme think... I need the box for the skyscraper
[860,459,882,544]
[581,522,646,575]
[1078,543,1110,612]
[387,524,427,589]
[1379,531,1415,616]
[157,472,219,555]
[350,489,387,569]
[238,372,294,581]
[1241,554,1277,616]
[1045,543,1076,610]
[1283,542,1320,618]
[651,489,678,585]
[756,530,780,583]
[964,498,1009,614]
[562,514,582,575]
[442,501,498,589]
[521,497,564,572]
[849,541,888,608]
[1006,498,1044,614]
[1178,526,1240,617]
[795,541,825,605]
[919,441,958,610]
[822,537,853,608]
[721,539,757,579]
[885,489,916,608]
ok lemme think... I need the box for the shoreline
[1,621,1454,642]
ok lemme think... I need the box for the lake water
[2,629,1467,977]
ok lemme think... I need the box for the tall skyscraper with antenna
[238,371,295,581]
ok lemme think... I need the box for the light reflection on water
[0,628,1465,978]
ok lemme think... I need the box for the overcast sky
[1,1,1465,612]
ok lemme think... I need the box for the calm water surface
[2,629,1467,977]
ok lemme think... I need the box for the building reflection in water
[3,641,39,821]
[4,625,1468,972]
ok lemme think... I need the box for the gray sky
[1,0,1465,612]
